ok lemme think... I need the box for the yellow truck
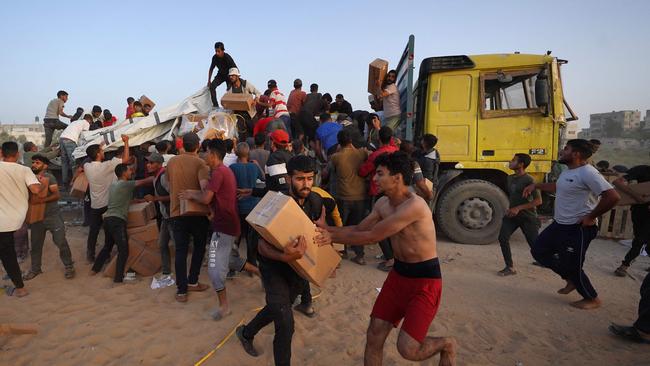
[396,35,577,244]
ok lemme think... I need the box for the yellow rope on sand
[193,291,322,366]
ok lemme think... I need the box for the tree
[0,130,15,144]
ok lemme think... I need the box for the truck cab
[407,47,576,244]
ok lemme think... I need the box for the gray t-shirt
[104,180,137,221]
[382,83,401,118]
[554,164,613,225]
[45,98,64,119]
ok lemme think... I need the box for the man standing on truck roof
[523,139,620,310]
[377,70,401,136]
[322,152,456,366]
[207,41,237,108]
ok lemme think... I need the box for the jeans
[635,272,650,333]
[280,114,292,139]
[43,118,68,147]
[29,215,74,273]
[158,218,174,275]
[498,214,540,268]
[92,216,129,282]
[242,259,303,366]
[0,231,24,289]
[87,206,112,260]
[209,73,229,107]
[59,138,77,187]
[622,206,650,267]
[531,222,599,300]
[240,214,259,266]
[337,199,366,257]
[207,232,246,292]
[171,216,209,294]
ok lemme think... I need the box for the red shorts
[371,270,442,343]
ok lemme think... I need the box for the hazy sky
[1,0,648,129]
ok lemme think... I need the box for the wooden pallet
[599,205,634,240]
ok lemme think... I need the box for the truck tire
[436,179,508,245]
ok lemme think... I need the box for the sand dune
[2,222,649,366]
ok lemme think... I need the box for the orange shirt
[287,89,306,114]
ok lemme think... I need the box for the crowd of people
[1,41,649,365]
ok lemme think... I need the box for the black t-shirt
[330,101,353,115]
[624,165,650,209]
[265,149,294,193]
[210,52,237,75]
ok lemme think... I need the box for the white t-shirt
[60,119,90,143]
[162,154,175,168]
[554,164,613,225]
[223,153,237,167]
[0,161,40,232]
[382,83,401,118]
[84,158,123,209]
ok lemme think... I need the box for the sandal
[498,267,517,276]
[377,262,393,272]
[175,293,188,303]
[64,267,76,279]
[187,282,209,292]
[609,323,650,344]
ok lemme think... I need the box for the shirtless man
[320,151,456,366]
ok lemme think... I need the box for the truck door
[477,68,554,165]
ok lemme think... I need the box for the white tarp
[73,87,214,159]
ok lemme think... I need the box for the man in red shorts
[320,151,456,366]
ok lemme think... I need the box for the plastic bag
[150,275,175,289]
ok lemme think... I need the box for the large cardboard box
[616,181,650,206]
[26,177,50,224]
[70,172,88,199]
[103,239,146,279]
[127,220,159,248]
[246,191,341,287]
[127,202,157,228]
[103,239,161,278]
[368,58,389,95]
[180,190,211,216]
[221,92,255,112]
[139,95,156,109]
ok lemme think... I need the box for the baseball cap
[270,129,289,145]
[267,79,277,88]
[228,67,240,76]
[146,152,164,164]
[31,154,51,165]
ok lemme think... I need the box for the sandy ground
[2,219,649,366]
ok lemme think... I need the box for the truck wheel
[436,179,508,245]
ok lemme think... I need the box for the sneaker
[64,266,76,279]
[236,325,259,357]
[124,272,137,282]
[23,270,42,281]
[498,267,517,276]
[614,265,629,277]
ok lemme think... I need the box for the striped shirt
[269,89,289,118]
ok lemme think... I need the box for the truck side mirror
[535,70,549,107]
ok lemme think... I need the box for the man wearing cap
[166,132,211,302]
[265,130,293,193]
[258,80,292,138]
[23,154,75,281]
[226,67,262,135]
[59,113,91,188]
[208,41,237,108]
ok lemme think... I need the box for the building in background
[0,122,45,146]
[588,110,641,138]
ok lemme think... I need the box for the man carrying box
[23,155,75,281]
[320,152,456,366]
[90,164,154,283]
[179,139,259,320]
[236,155,332,366]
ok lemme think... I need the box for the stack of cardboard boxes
[104,202,162,278]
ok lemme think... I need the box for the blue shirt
[230,162,261,215]
[316,122,342,152]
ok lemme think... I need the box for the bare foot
[557,281,576,295]
[210,307,232,321]
[439,337,457,366]
[570,297,601,310]
[14,287,29,298]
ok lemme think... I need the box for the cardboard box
[616,181,650,206]
[103,239,146,279]
[246,191,341,287]
[180,190,211,216]
[127,202,157,228]
[70,172,88,199]
[103,238,161,278]
[368,58,389,95]
[221,92,255,112]
[139,95,156,109]
[127,220,159,248]
[26,177,50,224]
